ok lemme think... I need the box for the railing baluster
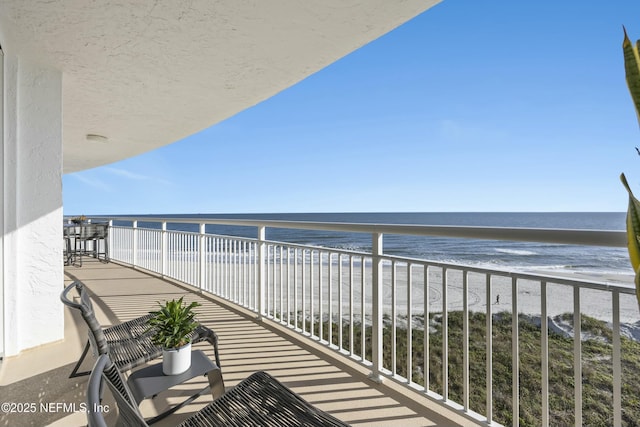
[612,290,622,427]
[246,241,250,306]
[462,270,469,411]
[243,240,248,306]
[318,251,324,341]
[184,233,188,283]
[294,248,299,330]
[199,224,205,291]
[132,220,138,268]
[178,232,182,282]
[541,281,549,427]
[512,276,519,427]
[186,233,190,283]
[224,238,228,298]
[252,241,258,309]
[238,240,243,303]
[407,263,412,385]
[270,245,274,317]
[223,238,227,297]
[328,252,333,346]
[302,249,307,334]
[311,250,315,338]
[257,226,266,319]
[280,246,284,321]
[350,256,354,357]
[424,266,430,392]
[180,233,185,282]
[361,256,366,363]
[268,245,273,317]
[574,286,582,427]
[391,260,397,376]
[338,254,343,351]
[229,240,238,302]
[235,240,240,302]
[486,274,493,423]
[176,232,181,280]
[287,247,291,325]
[228,238,232,299]
[371,233,383,381]
[442,267,448,401]
[214,237,219,295]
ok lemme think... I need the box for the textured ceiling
[0,0,440,173]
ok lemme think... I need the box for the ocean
[127,212,633,279]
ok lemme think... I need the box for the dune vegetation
[311,311,640,426]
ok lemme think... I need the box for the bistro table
[63,222,109,266]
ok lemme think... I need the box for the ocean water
[127,212,633,278]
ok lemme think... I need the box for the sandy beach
[254,257,640,332]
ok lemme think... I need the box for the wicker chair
[73,224,98,267]
[87,353,351,427]
[60,281,221,377]
[92,223,109,262]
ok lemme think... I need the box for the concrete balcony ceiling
[0,0,440,173]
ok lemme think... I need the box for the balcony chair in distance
[69,223,109,266]
[91,222,109,262]
[87,353,351,427]
[60,281,222,378]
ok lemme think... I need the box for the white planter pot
[162,342,192,375]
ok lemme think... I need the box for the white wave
[522,264,573,271]
[494,248,537,256]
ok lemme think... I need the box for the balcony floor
[0,258,473,427]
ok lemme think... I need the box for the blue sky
[64,0,640,215]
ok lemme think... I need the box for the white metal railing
[101,217,638,427]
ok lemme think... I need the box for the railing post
[612,290,622,427]
[132,220,138,268]
[161,221,167,277]
[370,232,383,383]
[108,219,113,261]
[199,223,206,292]
[257,226,266,320]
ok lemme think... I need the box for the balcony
[2,216,639,426]
[1,257,469,426]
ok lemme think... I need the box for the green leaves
[147,296,201,349]
[623,27,640,309]
[624,26,640,127]
[621,173,640,307]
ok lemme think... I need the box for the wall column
[2,53,63,357]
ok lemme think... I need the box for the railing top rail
[109,223,636,293]
[96,216,627,248]
[100,216,627,247]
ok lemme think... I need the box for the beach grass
[302,311,640,427]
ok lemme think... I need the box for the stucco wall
[3,53,63,356]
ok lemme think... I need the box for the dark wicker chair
[74,224,98,267]
[92,223,109,262]
[87,353,351,427]
[60,281,221,377]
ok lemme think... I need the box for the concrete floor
[0,259,475,427]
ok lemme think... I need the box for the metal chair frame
[87,353,351,427]
[60,281,221,376]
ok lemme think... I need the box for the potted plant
[71,215,87,225]
[147,297,201,375]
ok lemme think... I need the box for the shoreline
[255,258,640,324]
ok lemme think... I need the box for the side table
[127,350,224,424]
